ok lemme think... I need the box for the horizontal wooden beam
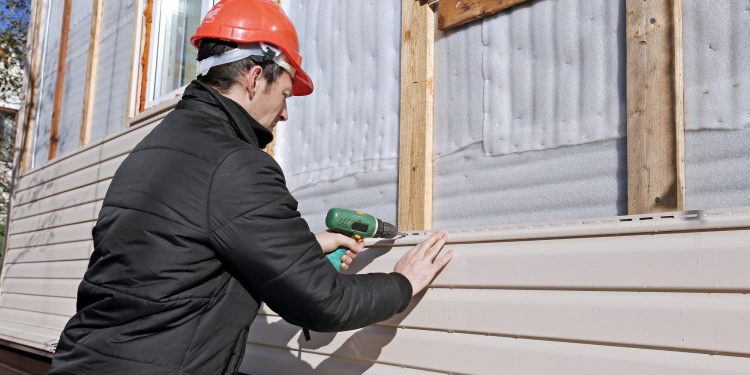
[437,0,530,30]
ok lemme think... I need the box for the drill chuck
[375,219,398,239]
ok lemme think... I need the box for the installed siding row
[0,119,160,352]
[243,217,750,374]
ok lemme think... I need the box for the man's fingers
[336,234,359,253]
[341,263,349,271]
[433,249,453,270]
[427,235,449,261]
[418,232,446,256]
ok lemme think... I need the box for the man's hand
[315,231,364,271]
[394,232,453,296]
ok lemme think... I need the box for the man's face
[247,70,293,132]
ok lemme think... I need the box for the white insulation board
[435,139,626,229]
[278,0,402,229]
[434,0,750,228]
[683,0,750,209]
[433,0,626,158]
[89,0,135,142]
[32,0,66,168]
[434,0,627,228]
[57,0,93,157]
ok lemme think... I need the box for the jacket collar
[179,80,274,148]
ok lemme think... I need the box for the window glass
[147,0,203,105]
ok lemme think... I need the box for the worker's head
[191,0,313,131]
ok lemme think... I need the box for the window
[144,0,215,108]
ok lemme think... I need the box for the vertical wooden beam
[264,128,276,156]
[80,0,103,146]
[626,0,684,214]
[125,0,144,122]
[48,0,73,161]
[265,0,281,157]
[398,0,434,232]
[16,0,45,173]
[138,0,154,113]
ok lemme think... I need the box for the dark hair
[196,39,284,93]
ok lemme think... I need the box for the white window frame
[140,0,216,111]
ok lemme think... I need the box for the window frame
[140,0,216,111]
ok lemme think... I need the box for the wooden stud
[264,0,282,157]
[437,0,530,30]
[80,0,103,146]
[47,0,73,160]
[264,128,276,156]
[398,0,434,232]
[125,0,144,123]
[138,0,154,113]
[626,0,684,214]
[16,0,45,173]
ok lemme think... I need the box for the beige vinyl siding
[241,212,750,374]
[0,118,161,353]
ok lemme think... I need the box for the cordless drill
[324,208,399,271]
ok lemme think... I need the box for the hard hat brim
[292,68,313,96]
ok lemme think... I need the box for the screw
[655,196,662,204]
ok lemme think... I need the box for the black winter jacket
[48,81,412,375]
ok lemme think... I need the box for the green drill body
[324,208,399,271]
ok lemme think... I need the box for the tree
[0,0,29,245]
[0,0,30,105]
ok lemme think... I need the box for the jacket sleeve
[207,148,412,332]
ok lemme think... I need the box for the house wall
[0,0,748,373]
[277,0,402,232]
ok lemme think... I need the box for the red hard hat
[191,0,313,96]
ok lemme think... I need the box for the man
[48,1,452,374]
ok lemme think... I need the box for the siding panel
[0,308,69,332]
[248,316,750,375]
[241,344,442,375]
[2,261,89,280]
[3,242,92,264]
[9,201,101,234]
[11,181,109,221]
[1,279,80,299]
[6,222,95,250]
[348,229,750,291]
[262,289,750,355]
[14,155,125,206]
[15,120,156,194]
[0,294,76,317]
[0,318,60,352]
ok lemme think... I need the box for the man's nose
[279,105,288,122]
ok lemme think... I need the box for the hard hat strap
[196,42,296,79]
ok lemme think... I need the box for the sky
[0,0,30,36]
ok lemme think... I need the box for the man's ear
[246,65,264,99]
